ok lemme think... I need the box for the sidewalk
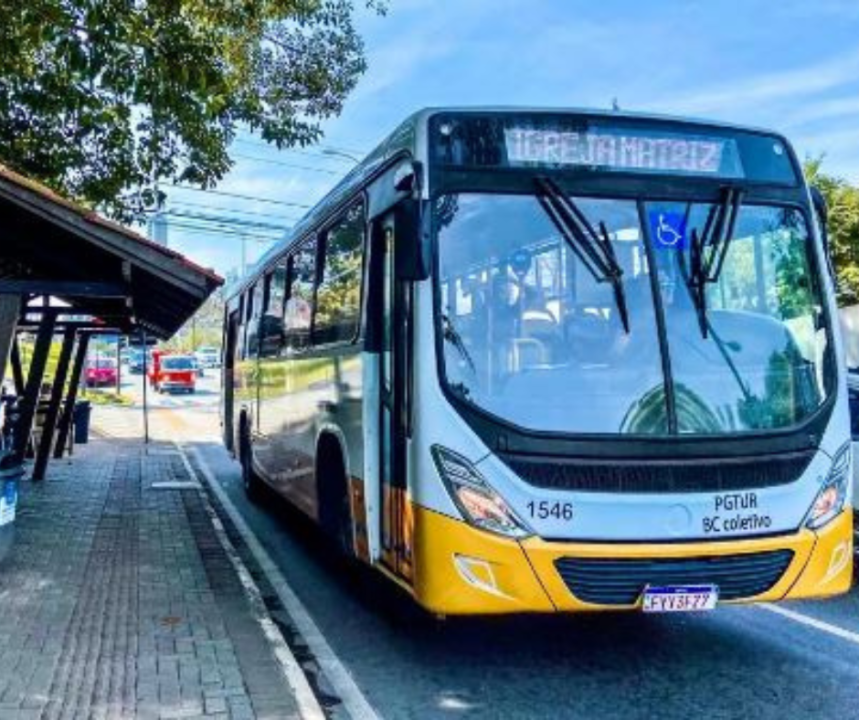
[0,439,302,720]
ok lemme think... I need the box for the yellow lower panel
[524,510,853,611]
[411,507,554,615]
[409,506,853,615]
[784,509,853,599]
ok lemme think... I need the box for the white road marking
[760,603,859,646]
[188,444,383,720]
[175,445,327,720]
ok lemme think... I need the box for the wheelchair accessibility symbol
[649,211,687,250]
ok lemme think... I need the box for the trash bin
[0,459,23,564]
[73,401,92,444]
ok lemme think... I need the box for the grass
[15,339,132,407]
[81,388,134,406]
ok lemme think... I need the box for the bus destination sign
[504,127,744,177]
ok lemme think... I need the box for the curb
[175,444,328,720]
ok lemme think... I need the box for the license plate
[641,584,718,613]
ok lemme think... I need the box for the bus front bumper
[412,506,853,615]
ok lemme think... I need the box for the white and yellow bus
[222,108,852,615]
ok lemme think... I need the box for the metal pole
[116,335,122,394]
[33,326,75,480]
[9,339,24,396]
[141,330,149,444]
[54,332,89,459]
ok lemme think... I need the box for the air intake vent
[502,451,814,493]
[554,550,794,606]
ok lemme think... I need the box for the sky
[161,0,859,277]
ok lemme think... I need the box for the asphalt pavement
[90,383,859,719]
[190,440,859,720]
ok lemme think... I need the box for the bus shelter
[0,163,222,482]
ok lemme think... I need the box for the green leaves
[0,0,375,223]
[804,158,859,305]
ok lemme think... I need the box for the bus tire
[239,417,263,503]
[317,436,354,556]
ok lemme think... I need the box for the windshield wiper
[680,186,744,338]
[441,313,475,373]
[534,176,630,333]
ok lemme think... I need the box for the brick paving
[0,440,301,720]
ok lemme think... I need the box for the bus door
[378,213,413,581]
[223,309,239,452]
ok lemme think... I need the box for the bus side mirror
[810,185,831,261]
[393,199,430,281]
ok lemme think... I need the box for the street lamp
[322,148,362,164]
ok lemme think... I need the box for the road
[92,383,859,719]
[89,367,221,442]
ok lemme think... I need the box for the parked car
[151,354,196,394]
[190,357,204,378]
[85,358,118,387]
[194,346,221,369]
[127,348,146,374]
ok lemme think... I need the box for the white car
[194,346,221,369]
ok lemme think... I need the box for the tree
[804,158,859,305]
[0,1,382,223]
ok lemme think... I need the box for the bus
[222,108,852,615]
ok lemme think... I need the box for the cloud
[793,127,859,182]
[349,4,460,101]
[645,47,859,117]
[777,95,859,129]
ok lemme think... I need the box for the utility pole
[140,331,149,445]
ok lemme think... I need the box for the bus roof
[226,106,793,301]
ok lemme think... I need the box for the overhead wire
[163,209,291,233]
[233,137,367,158]
[230,152,341,175]
[162,219,282,242]
[164,184,313,209]
[165,199,300,223]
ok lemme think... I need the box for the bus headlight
[805,443,851,530]
[431,445,532,538]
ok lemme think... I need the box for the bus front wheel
[317,437,354,556]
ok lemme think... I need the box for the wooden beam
[0,279,128,298]
[0,181,212,296]
[16,322,126,333]
[12,309,58,462]
[33,326,75,481]
[9,337,24,395]
[54,332,89,459]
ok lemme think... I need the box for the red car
[153,355,196,394]
[85,358,118,387]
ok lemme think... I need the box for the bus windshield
[435,192,830,435]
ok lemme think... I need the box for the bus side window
[314,203,365,345]
[849,381,859,439]
[245,281,265,358]
[239,289,252,359]
[269,261,288,317]
[259,261,288,358]
[284,239,317,350]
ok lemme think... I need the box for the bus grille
[554,550,794,606]
[502,452,814,493]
